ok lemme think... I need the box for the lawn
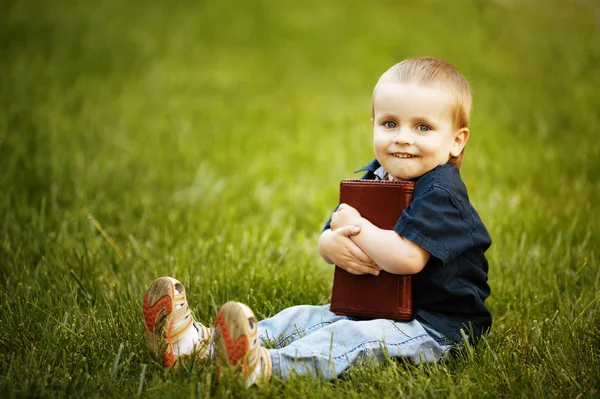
[1,0,599,397]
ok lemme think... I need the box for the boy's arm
[352,218,430,275]
[331,204,430,275]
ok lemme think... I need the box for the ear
[450,127,469,157]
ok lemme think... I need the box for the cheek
[420,138,444,154]
[373,132,388,151]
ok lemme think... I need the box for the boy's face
[372,81,467,180]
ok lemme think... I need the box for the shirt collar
[355,159,388,180]
[356,158,431,182]
[355,158,381,173]
[373,166,388,180]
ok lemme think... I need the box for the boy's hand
[330,204,362,231]
[318,226,381,276]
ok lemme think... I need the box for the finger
[346,261,380,276]
[330,214,338,229]
[343,267,365,276]
[340,261,368,275]
[337,203,348,211]
[346,242,377,266]
[339,255,379,275]
[335,231,377,268]
[330,213,344,230]
[352,257,380,273]
[340,204,356,212]
[335,225,361,237]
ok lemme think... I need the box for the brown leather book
[330,179,415,321]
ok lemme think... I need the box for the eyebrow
[413,116,437,123]
[374,113,397,120]
[413,116,439,128]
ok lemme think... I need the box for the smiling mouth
[392,153,416,159]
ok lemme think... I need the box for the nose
[393,126,413,145]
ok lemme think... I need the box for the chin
[389,171,415,181]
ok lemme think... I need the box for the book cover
[330,179,414,321]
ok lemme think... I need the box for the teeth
[393,153,415,158]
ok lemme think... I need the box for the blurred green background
[1,0,599,397]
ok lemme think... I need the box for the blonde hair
[372,57,472,168]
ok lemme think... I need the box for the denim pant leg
[258,304,349,348]
[261,307,452,380]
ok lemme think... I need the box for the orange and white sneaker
[142,277,211,368]
[213,301,272,386]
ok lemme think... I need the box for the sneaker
[142,277,211,368]
[213,301,272,386]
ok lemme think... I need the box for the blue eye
[383,121,397,129]
[417,124,431,132]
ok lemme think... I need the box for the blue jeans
[258,304,453,380]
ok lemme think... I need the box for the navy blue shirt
[325,160,492,343]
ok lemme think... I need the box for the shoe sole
[142,277,182,368]
[213,301,258,379]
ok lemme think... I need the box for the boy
[142,57,492,385]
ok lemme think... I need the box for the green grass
[1,0,599,397]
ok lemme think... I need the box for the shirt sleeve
[394,186,474,265]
